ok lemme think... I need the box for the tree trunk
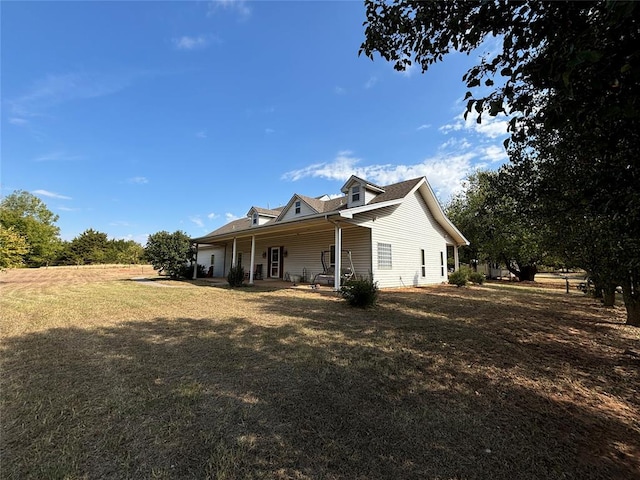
[602,285,616,307]
[622,272,640,327]
[515,264,537,282]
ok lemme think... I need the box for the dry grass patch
[1,268,639,479]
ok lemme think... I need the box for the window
[237,252,243,268]
[252,212,258,225]
[378,243,392,269]
[351,185,360,202]
[440,251,445,276]
[421,249,426,277]
[295,200,301,214]
[330,245,336,268]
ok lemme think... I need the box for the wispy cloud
[208,0,251,18]
[8,71,136,119]
[334,86,346,95]
[32,189,72,200]
[34,151,84,162]
[173,35,213,51]
[126,176,149,185]
[417,124,431,131]
[57,206,80,212]
[225,212,239,222]
[364,76,378,89]
[196,130,207,138]
[9,117,29,126]
[189,216,205,228]
[439,111,509,139]
[207,213,219,220]
[265,128,275,134]
[281,145,501,202]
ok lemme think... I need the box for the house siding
[363,190,449,288]
[279,199,317,222]
[204,225,372,283]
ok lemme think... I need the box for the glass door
[270,247,280,278]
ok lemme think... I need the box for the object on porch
[312,249,355,286]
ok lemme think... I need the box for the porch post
[454,245,460,271]
[249,235,256,284]
[334,222,342,291]
[232,238,237,267]
[192,243,199,280]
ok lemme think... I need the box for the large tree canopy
[145,230,193,279]
[361,0,640,325]
[0,191,61,267]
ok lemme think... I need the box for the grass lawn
[1,266,639,479]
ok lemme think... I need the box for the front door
[270,247,280,278]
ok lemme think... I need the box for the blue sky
[1,0,508,244]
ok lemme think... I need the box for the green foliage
[340,278,379,308]
[468,271,485,285]
[227,265,245,287]
[360,0,640,323]
[0,226,30,270]
[145,230,193,279]
[180,263,206,279]
[0,190,61,266]
[448,269,468,288]
[445,171,546,281]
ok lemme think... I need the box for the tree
[145,231,193,279]
[106,239,145,264]
[0,226,30,270]
[361,0,640,324]
[67,229,109,265]
[446,171,547,281]
[0,191,61,267]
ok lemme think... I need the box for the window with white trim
[421,249,426,277]
[378,243,392,269]
[295,200,301,214]
[440,251,445,276]
[252,212,258,225]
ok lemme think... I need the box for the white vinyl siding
[195,246,226,277]
[279,198,318,221]
[366,189,449,287]
[217,225,371,283]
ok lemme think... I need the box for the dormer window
[295,200,301,214]
[252,212,258,225]
[351,185,360,202]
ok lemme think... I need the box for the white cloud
[265,128,275,134]
[207,212,219,220]
[364,76,378,89]
[480,145,508,163]
[34,151,84,162]
[196,130,207,138]
[9,117,28,126]
[57,206,80,212]
[173,35,211,51]
[189,216,204,228]
[334,86,346,95]
[127,176,149,185]
[417,124,431,131]
[281,145,503,202]
[439,111,509,139]
[9,72,135,119]
[208,0,251,18]
[225,212,239,222]
[32,189,72,200]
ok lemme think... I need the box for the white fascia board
[337,198,404,219]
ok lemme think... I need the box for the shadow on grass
[2,288,639,479]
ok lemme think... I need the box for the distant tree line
[0,191,145,268]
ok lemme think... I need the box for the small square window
[295,201,301,214]
[252,212,258,225]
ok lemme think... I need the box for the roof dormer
[340,175,385,208]
[246,206,279,227]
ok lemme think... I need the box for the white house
[191,175,469,289]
